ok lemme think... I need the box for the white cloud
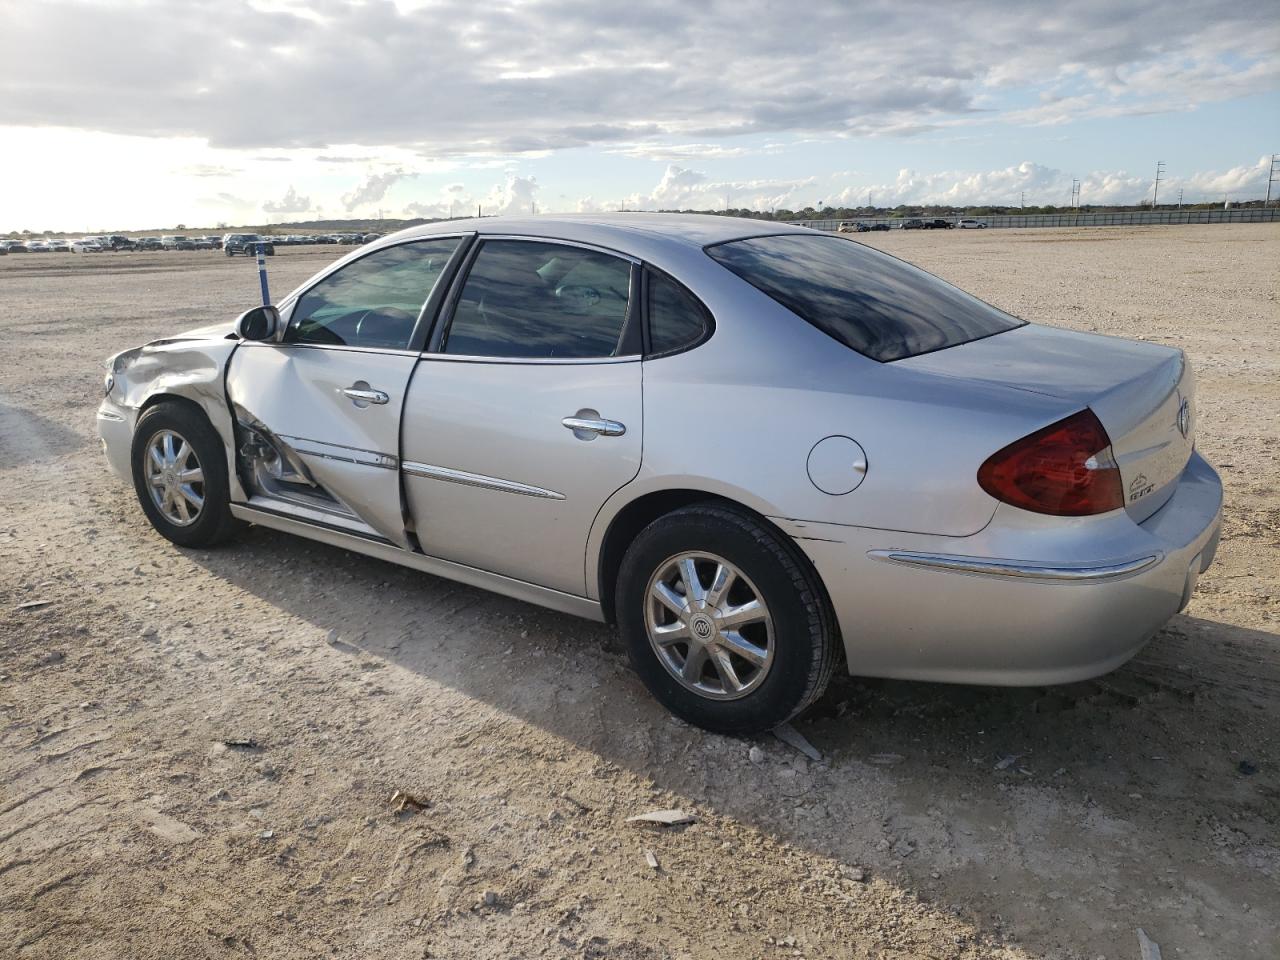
[341,170,414,211]
[0,0,1272,155]
[261,185,312,215]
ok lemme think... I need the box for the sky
[0,0,1277,232]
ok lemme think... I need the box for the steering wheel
[354,306,418,348]
[554,284,602,314]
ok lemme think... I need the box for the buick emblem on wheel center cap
[691,616,715,640]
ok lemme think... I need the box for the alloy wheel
[144,429,205,526]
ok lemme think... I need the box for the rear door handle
[342,383,389,407]
[562,415,626,439]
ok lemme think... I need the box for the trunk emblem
[1177,398,1192,439]
[1129,473,1154,501]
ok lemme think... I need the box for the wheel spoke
[179,467,203,484]
[148,445,165,469]
[680,558,705,604]
[173,495,190,522]
[651,621,689,645]
[681,644,709,683]
[148,474,166,488]
[652,581,688,618]
[179,485,204,510]
[710,647,745,692]
[162,432,176,464]
[175,440,192,469]
[705,563,735,608]
[719,630,768,667]
[720,599,765,630]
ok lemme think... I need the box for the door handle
[562,414,626,439]
[342,384,389,407]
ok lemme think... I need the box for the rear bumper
[783,451,1222,685]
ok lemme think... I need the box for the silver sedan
[97,215,1222,733]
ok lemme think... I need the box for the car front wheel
[130,402,241,548]
[616,503,837,734]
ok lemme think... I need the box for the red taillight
[978,409,1123,516]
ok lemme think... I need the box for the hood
[145,320,237,347]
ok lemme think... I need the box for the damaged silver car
[98,214,1223,733]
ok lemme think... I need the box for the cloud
[0,0,1272,154]
[828,156,1276,207]
[341,170,414,211]
[616,165,817,211]
[262,185,312,214]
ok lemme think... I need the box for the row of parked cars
[1,232,384,255]
[837,218,988,233]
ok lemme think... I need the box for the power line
[1152,160,1166,208]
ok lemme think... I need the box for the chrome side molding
[868,550,1161,582]
[401,461,566,500]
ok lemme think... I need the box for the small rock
[644,849,660,870]
[37,651,65,666]
[839,865,866,882]
[748,746,765,764]
[773,723,822,762]
[626,809,695,826]
[1238,760,1258,776]
[481,890,500,907]
[259,829,274,840]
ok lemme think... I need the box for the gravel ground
[1,225,1276,960]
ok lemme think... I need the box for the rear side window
[706,234,1024,362]
[646,269,710,356]
[443,240,633,359]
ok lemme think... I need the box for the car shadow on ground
[0,401,86,470]
[189,523,1280,956]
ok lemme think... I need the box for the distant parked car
[362,233,383,244]
[868,223,890,232]
[223,234,276,257]
[958,219,988,229]
[47,239,73,252]
[103,235,136,251]
[900,219,926,230]
[28,240,51,252]
[192,237,216,250]
[923,219,954,230]
[135,237,163,250]
[201,236,224,249]
[161,235,197,250]
[4,240,31,252]
[71,238,103,253]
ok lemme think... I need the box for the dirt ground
[1,225,1276,960]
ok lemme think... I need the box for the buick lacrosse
[98,215,1222,733]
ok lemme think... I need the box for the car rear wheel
[131,403,241,548]
[616,503,837,734]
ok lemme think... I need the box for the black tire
[130,402,242,548]
[615,503,838,735]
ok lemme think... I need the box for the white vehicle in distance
[46,239,72,253]
[958,219,988,229]
[71,238,102,252]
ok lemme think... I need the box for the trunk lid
[897,324,1194,522]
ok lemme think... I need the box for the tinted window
[288,238,461,349]
[444,240,632,359]
[647,270,709,355]
[706,234,1024,362]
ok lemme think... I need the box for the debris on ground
[625,809,695,827]
[748,745,765,764]
[221,737,259,750]
[994,754,1024,771]
[390,789,429,813]
[1237,760,1258,776]
[1136,927,1162,960]
[16,599,53,611]
[867,753,904,765]
[643,849,660,870]
[773,723,823,762]
[839,865,866,882]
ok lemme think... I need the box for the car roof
[392,212,808,252]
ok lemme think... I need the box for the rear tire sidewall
[617,506,831,735]
[130,403,236,548]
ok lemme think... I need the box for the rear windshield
[706,234,1024,362]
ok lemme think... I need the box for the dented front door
[227,343,417,545]
[224,236,468,547]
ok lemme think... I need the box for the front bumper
[97,400,136,481]
[782,451,1223,686]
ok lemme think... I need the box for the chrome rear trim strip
[401,461,566,500]
[868,550,1161,581]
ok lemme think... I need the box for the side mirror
[234,305,280,341]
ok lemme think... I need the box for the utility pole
[1070,179,1080,210]
[1177,188,1183,209]
[531,199,537,215]
[477,204,481,218]
[1267,154,1280,207]
[1020,191,1025,210]
[1152,160,1165,208]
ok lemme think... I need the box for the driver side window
[442,240,634,359]
[288,238,462,350]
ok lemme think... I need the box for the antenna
[1152,160,1165,208]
